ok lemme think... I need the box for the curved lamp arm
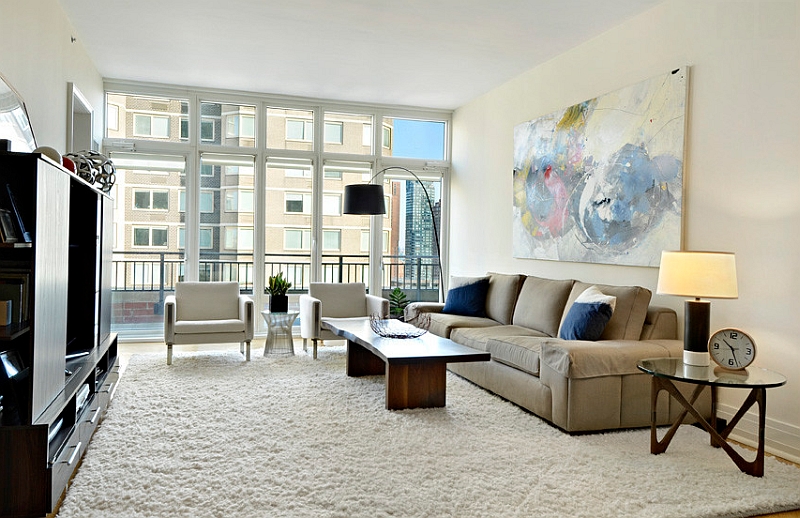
[345,166,444,300]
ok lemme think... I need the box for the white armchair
[164,281,254,365]
[299,282,388,359]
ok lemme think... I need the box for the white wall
[451,0,800,461]
[0,0,103,153]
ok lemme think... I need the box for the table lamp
[656,251,738,366]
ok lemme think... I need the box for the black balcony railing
[111,251,440,308]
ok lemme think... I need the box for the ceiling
[58,0,663,111]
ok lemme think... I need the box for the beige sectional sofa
[405,273,709,433]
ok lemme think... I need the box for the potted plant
[266,272,292,313]
[389,287,409,320]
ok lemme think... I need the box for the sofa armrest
[639,306,678,340]
[366,294,389,318]
[540,338,683,379]
[238,295,254,341]
[404,302,445,324]
[164,295,176,344]
[299,294,321,340]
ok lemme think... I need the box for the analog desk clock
[708,328,756,370]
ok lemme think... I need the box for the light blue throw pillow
[559,286,617,341]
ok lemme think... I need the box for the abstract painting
[512,67,687,267]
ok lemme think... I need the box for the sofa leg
[167,344,173,365]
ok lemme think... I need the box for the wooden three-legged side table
[637,357,786,477]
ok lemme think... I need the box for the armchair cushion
[176,281,240,321]
[174,319,245,334]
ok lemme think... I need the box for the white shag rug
[57,347,800,518]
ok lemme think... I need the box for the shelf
[0,320,30,340]
[0,242,32,249]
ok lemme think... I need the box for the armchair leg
[313,339,318,360]
[245,340,251,361]
[303,338,307,353]
[167,344,173,365]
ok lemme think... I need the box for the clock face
[708,328,756,370]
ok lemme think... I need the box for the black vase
[269,295,288,313]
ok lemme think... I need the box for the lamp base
[683,349,710,367]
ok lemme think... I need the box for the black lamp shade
[343,184,386,215]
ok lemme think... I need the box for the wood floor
[84,341,798,518]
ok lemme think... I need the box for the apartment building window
[133,114,169,138]
[361,230,390,253]
[383,126,392,149]
[225,190,254,212]
[226,114,255,139]
[200,163,214,177]
[225,227,254,250]
[286,119,313,141]
[200,191,214,213]
[178,190,215,213]
[285,192,311,214]
[324,122,343,144]
[133,189,169,210]
[201,102,256,147]
[107,104,120,131]
[284,228,311,250]
[267,107,314,151]
[201,119,215,142]
[324,112,372,154]
[179,227,214,249]
[133,226,168,247]
[322,230,341,251]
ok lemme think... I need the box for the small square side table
[261,310,299,356]
[638,357,786,477]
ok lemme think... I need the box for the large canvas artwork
[513,67,687,267]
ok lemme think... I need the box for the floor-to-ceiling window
[104,83,450,338]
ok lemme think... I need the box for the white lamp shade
[656,251,738,299]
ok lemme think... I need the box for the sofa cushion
[442,277,490,317]
[559,282,652,341]
[485,273,526,325]
[486,336,544,376]
[450,325,548,352]
[559,286,617,341]
[426,313,500,338]
[511,276,575,336]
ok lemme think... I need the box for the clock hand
[723,339,740,367]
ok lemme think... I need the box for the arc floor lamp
[343,166,444,300]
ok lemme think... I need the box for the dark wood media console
[0,152,117,517]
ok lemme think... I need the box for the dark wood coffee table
[322,318,491,410]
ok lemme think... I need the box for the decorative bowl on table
[369,314,430,339]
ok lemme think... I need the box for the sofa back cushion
[512,276,575,336]
[559,282,652,340]
[485,273,526,325]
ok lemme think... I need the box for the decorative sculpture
[64,150,116,193]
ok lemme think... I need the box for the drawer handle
[86,408,100,425]
[62,442,82,466]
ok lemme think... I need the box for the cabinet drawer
[50,427,85,509]
[97,367,120,408]
[79,396,102,443]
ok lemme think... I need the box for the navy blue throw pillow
[559,286,617,341]
[442,278,490,317]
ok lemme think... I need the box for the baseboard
[717,403,800,465]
